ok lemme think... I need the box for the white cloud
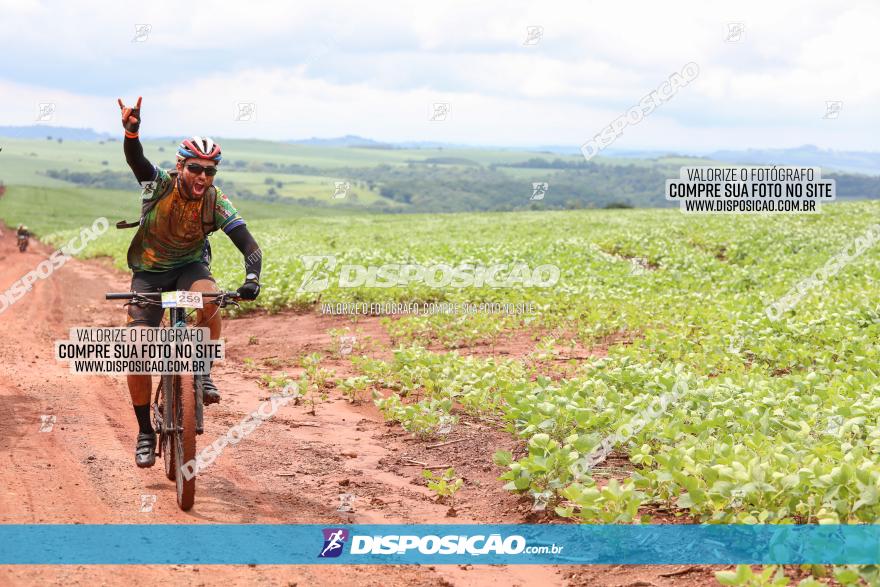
[0,80,107,128]
[0,0,878,150]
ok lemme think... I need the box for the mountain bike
[17,234,27,252]
[105,290,240,510]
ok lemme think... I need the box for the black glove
[237,280,260,300]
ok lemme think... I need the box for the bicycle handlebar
[105,291,240,300]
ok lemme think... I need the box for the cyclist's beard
[178,175,207,201]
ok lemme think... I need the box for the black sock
[134,404,153,434]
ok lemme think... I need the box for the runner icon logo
[319,528,349,558]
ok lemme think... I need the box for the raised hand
[117,96,142,134]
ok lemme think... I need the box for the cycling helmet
[177,136,222,162]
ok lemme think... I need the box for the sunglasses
[185,163,218,177]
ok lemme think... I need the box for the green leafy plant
[299,353,333,415]
[339,375,371,404]
[259,373,293,389]
[715,565,789,586]
[423,467,464,509]
[530,336,560,361]
[375,394,457,438]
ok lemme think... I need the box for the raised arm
[117,96,154,182]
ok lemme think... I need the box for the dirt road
[0,228,717,586]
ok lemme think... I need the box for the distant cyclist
[16,224,29,252]
[117,96,262,468]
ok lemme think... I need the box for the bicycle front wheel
[160,376,176,481]
[173,374,197,510]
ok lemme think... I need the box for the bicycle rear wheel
[174,374,197,510]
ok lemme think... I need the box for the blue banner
[0,524,878,565]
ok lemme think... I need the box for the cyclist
[16,224,29,250]
[118,96,262,468]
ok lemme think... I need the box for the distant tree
[101,160,109,166]
[57,137,63,144]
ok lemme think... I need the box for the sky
[0,0,877,152]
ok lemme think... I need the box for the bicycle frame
[153,304,204,450]
[106,289,240,510]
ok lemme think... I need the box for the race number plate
[161,290,204,309]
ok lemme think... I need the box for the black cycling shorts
[127,262,216,327]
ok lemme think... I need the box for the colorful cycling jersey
[126,167,245,272]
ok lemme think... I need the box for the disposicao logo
[349,534,527,555]
[319,528,349,558]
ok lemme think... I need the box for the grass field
[0,184,350,238]
[0,136,584,187]
[0,137,723,212]
[218,170,392,205]
[22,186,880,529]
